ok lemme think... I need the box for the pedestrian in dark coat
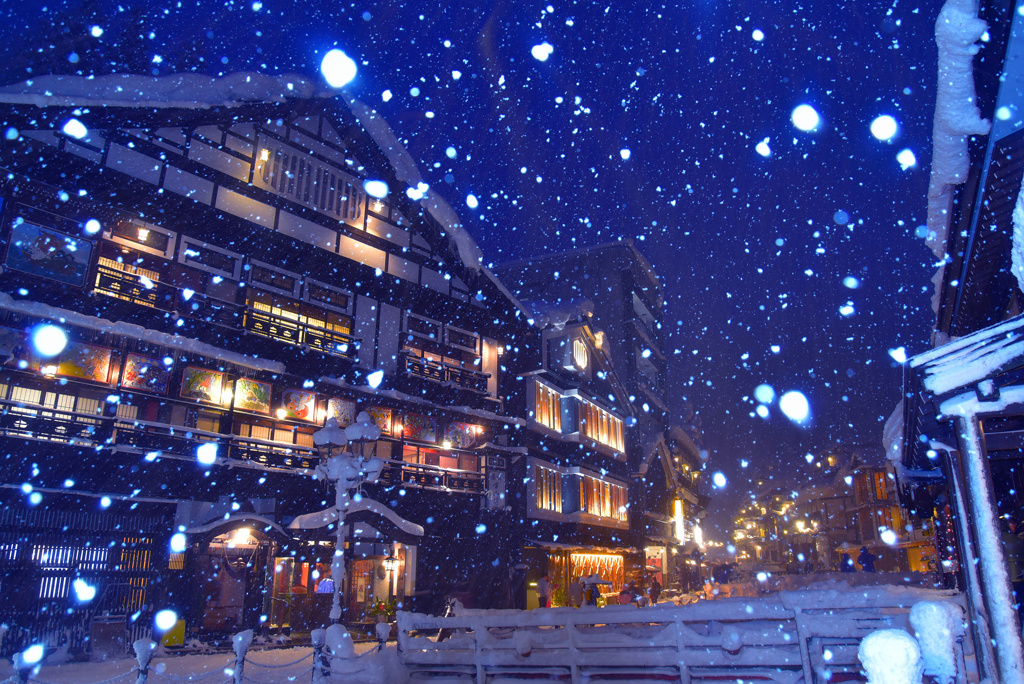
[858,546,877,572]
[840,553,855,572]
[648,577,662,604]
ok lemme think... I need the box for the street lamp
[383,550,398,602]
[312,412,384,624]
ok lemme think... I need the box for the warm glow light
[443,439,452,449]
[393,422,403,435]
[136,227,150,242]
[259,148,270,162]
[373,200,383,212]
[41,365,58,377]
[674,499,685,543]
[233,527,252,545]
[275,408,287,419]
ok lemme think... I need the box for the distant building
[497,241,705,592]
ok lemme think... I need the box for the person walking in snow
[648,577,662,604]
[857,546,877,572]
[536,572,553,608]
[567,577,584,608]
[840,553,856,572]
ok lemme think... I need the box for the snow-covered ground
[0,641,397,684]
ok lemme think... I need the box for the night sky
[0,0,942,535]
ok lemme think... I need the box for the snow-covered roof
[521,298,594,330]
[925,0,992,314]
[0,72,322,109]
[910,312,1024,396]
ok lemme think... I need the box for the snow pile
[1011,177,1024,295]
[858,629,923,684]
[909,600,963,684]
[0,72,321,109]
[521,298,595,330]
[926,0,992,314]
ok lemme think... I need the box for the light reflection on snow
[320,49,357,88]
[869,115,898,141]
[791,104,820,132]
[896,148,917,169]
[779,391,810,424]
[754,384,775,403]
[531,42,554,61]
[62,118,88,139]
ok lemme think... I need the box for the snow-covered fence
[397,587,969,684]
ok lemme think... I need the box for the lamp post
[312,412,383,624]
[383,550,398,602]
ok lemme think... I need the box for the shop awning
[525,538,638,554]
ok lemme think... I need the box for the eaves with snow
[0,70,531,317]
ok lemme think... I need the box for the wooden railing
[400,352,489,394]
[397,587,970,684]
[379,459,485,494]
[94,265,356,360]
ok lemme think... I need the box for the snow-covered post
[311,628,329,684]
[950,410,1024,682]
[312,413,383,624]
[231,629,252,684]
[909,601,963,684]
[858,629,923,684]
[133,638,155,684]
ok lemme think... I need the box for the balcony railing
[94,265,356,360]
[113,418,317,471]
[400,352,489,394]
[0,400,110,446]
[379,459,485,494]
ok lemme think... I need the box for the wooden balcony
[400,351,489,394]
[378,459,485,494]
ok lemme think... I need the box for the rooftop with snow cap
[0,72,323,109]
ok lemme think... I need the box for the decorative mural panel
[403,412,436,443]
[4,221,92,287]
[121,354,170,394]
[234,378,272,415]
[56,341,111,383]
[326,397,356,427]
[444,421,480,449]
[281,389,317,422]
[180,367,224,405]
[366,406,392,435]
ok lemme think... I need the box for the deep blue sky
[0,0,940,534]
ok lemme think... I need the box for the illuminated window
[535,465,562,513]
[873,472,887,501]
[578,475,627,522]
[534,382,562,432]
[578,399,624,452]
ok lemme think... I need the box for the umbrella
[581,573,612,585]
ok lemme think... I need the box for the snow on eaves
[911,313,1024,396]
[0,72,322,109]
[522,298,595,331]
[340,94,535,320]
[341,93,485,272]
[317,375,525,426]
[287,497,425,537]
[0,292,285,373]
[926,0,992,314]
[882,401,905,465]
